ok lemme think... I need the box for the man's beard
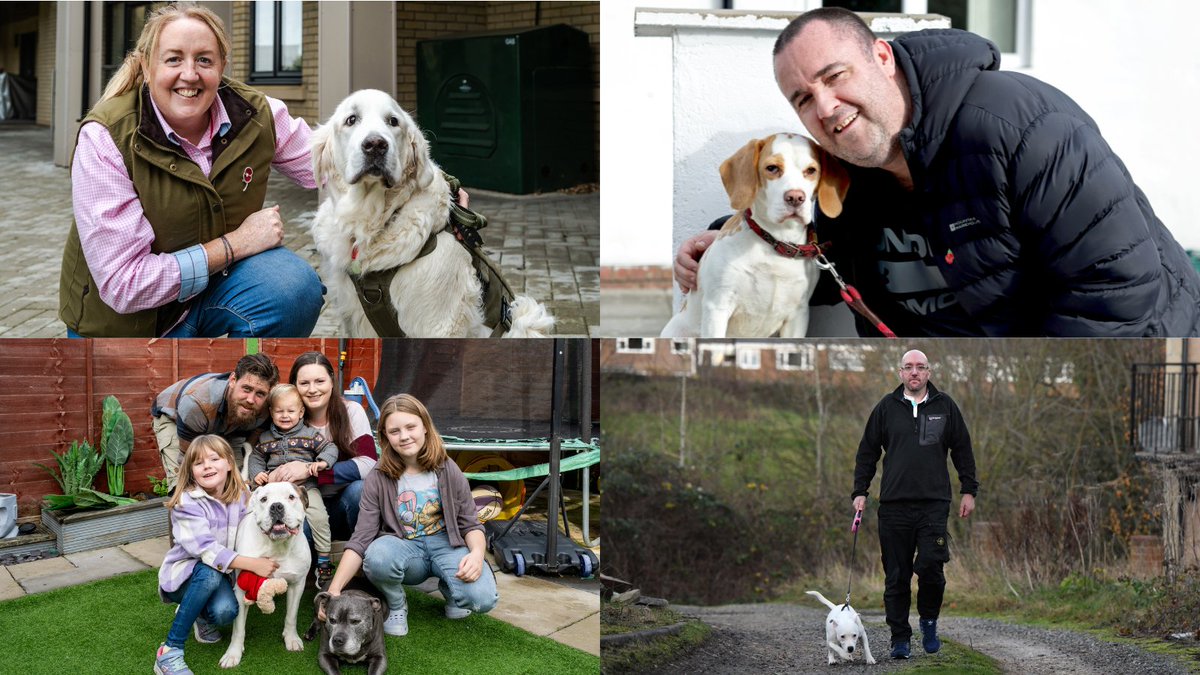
[227,400,259,425]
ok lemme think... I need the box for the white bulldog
[220,482,312,668]
[806,590,876,666]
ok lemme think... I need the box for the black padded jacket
[816,29,1200,336]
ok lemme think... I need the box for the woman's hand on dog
[674,230,718,294]
[457,188,470,208]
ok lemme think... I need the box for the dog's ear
[370,597,382,612]
[815,145,850,218]
[311,122,343,203]
[409,128,438,190]
[295,484,309,510]
[720,138,765,213]
[314,591,331,615]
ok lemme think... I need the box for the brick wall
[229,1,319,124]
[36,2,55,126]
[395,2,489,112]
[601,266,673,291]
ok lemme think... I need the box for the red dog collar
[744,210,826,258]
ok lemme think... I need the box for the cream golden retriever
[310,89,554,337]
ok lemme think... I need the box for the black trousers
[877,500,951,644]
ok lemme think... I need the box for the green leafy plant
[36,440,135,511]
[147,474,171,498]
[100,395,135,497]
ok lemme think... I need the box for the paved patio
[0,122,598,337]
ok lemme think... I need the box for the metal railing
[1131,363,1200,455]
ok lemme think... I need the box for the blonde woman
[323,394,498,637]
[59,2,322,338]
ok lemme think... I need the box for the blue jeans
[163,563,239,649]
[329,479,365,541]
[165,246,324,337]
[363,532,498,617]
[304,478,365,546]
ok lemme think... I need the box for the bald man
[852,349,978,658]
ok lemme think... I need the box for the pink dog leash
[845,509,863,606]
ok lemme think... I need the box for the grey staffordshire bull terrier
[305,590,388,675]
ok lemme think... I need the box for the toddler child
[249,383,339,588]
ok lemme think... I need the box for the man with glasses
[852,349,978,659]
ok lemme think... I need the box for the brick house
[15,1,598,185]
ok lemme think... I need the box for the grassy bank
[601,602,710,674]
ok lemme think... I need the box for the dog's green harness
[347,176,515,337]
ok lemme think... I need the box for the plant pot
[41,497,169,554]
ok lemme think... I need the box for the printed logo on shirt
[878,228,961,316]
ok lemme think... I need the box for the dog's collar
[744,210,827,259]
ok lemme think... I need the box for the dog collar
[743,210,826,258]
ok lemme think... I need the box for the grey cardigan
[346,460,483,558]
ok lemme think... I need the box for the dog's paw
[867,656,877,665]
[218,649,243,669]
[284,632,304,652]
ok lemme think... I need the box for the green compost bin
[417,24,593,194]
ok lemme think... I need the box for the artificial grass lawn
[0,569,598,674]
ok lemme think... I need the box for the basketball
[472,485,504,522]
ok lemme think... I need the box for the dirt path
[636,603,1189,674]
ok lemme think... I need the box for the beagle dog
[661,133,849,338]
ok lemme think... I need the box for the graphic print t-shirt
[816,167,981,337]
[396,471,444,539]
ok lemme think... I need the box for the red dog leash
[744,211,897,338]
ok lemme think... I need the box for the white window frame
[827,346,865,372]
[737,347,762,370]
[776,344,815,371]
[616,338,655,354]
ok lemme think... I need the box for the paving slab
[488,571,599,638]
[549,611,600,656]
[120,535,170,568]
[19,546,147,594]
[6,553,76,583]
[0,566,23,601]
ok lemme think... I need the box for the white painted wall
[601,0,1200,273]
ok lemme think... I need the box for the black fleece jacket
[852,381,979,503]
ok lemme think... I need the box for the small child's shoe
[383,607,409,636]
[256,578,289,614]
[314,562,334,590]
[154,644,193,675]
[445,604,472,619]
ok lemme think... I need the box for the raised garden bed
[41,497,168,554]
